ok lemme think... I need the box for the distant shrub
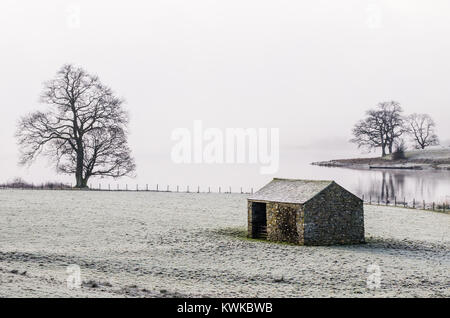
[0,178,71,189]
[392,142,407,160]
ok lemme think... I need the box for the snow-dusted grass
[385,146,450,161]
[0,190,448,298]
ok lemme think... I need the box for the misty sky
[1,0,450,187]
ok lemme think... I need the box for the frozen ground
[0,190,448,298]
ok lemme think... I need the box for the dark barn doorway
[251,202,267,239]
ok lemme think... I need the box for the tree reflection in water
[356,169,450,204]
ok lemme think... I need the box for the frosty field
[0,189,448,298]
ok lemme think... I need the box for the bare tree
[16,64,136,188]
[351,101,404,157]
[351,109,388,156]
[406,113,439,149]
[378,101,404,154]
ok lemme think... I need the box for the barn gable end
[303,182,365,245]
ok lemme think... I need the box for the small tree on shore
[379,101,404,154]
[351,101,404,157]
[351,110,388,156]
[392,139,407,160]
[16,64,136,188]
[406,113,439,149]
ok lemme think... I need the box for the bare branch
[16,64,136,188]
[406,113,439,149]
[351,101,405,157]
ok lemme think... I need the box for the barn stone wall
[248,182,364,246]
[266,202,302,244]
[247,201,253,238]
[303,183,365,245]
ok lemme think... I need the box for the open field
[0,190,449,298]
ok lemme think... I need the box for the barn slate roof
[247,178,336,204]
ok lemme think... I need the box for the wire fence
[0,182,448,213]
[0,182,254,195]
[360,194,449,213]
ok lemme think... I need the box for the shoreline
[311,157,450,171]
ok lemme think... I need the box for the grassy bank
[312,147,450,171]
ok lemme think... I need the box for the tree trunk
[75,169,84,188]
[75,147,86,188]
[381,173,386,200]
[81,178,88,188]
[75,175,89,188]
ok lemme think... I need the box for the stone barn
[247,178,365,246]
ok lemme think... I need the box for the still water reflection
[276,149,450,204]
[342,169,450,204]
[95,148,450,205]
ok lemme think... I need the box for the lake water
[15,147,450,204]
[272,148,450,205]
[299,163,450,205]
[113,148,450,205]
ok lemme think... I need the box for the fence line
[0,182,254,195]
[0,183,448,212]
[360,194,448,213]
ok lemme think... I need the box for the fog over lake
[5,144,449,204]
[1,1,449,203]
